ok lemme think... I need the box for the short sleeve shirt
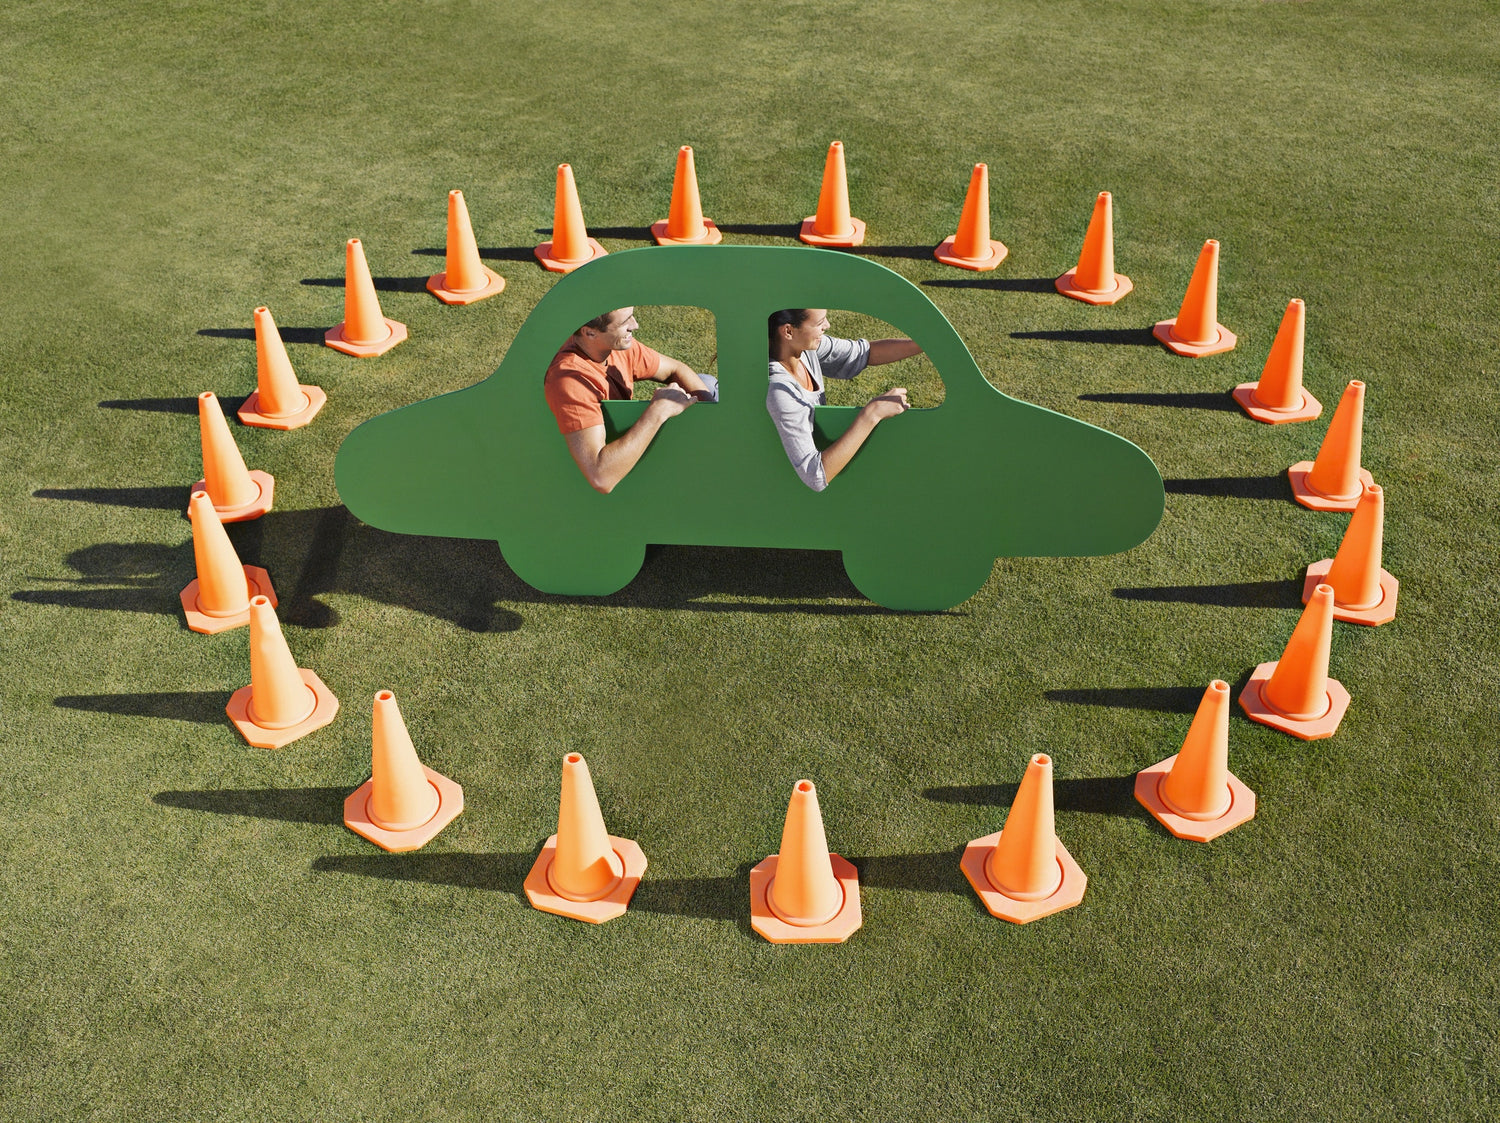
[544,339,663,434]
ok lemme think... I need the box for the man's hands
[645,383,698,421]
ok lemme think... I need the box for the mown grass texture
[1,2,1497,1120]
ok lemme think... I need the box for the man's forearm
[590,408,670,492]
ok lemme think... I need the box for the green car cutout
[334,245,1164,611]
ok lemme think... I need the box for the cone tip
[974,162,987,172]
[375,689,394,702]
[250,594,271,607]
[829,140,843,150]
[680,145,693,154]
[1365,483,1382,497]
[347,237,360,247]
[190,488,209,503]
[558,162,571,172]
[199,390,215,402]
[254,305,269,315]
[1348,379,1365,390]
[1313,583,1335,602]
[449,189,462,199]
[795,779,815,793]
[1030,753,1051,768]
[1209,679,1230,693]
[1098,190,1111,201]
[1290,297,1304,308]
[565,751,583,764]
[1205,238,1219,249]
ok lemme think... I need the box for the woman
[766,309,922,491]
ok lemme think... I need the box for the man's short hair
[577,310,618,335]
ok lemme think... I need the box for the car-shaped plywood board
[335,245,1164,611]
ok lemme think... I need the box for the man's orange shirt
[543,339,663,435]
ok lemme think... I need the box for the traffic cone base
[1287,460,1375,512]
[934,235,1008,272]
[1303,558,1398,625]
[189,469,274,523]
[650,217,722,246]
[1232,382,1321,424]
[426,266,506,305]
[1134,755,1256,842]
[1055,267,1132,304]
[749,851,861,944]
[1152,318,1237,357]
[344,765,463,852]
[324,317,408,358]
[960,832,1086,924]
[180,566,275,634]
[524,834,645,923]
[799,216,866,248]
[239,384,327,430]
[227,667,339,749]
[534,237,607,273]
[1238,660,1349,740]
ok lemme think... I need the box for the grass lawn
[2,1,1497,1118]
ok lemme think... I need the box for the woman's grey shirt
[765,335,871,491]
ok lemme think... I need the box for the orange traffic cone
[1240,584,1351,740]
[934,163,1007,271]
[192,391,273,522]
[1289,379,1376,511]
[1056,191,1132,304]
[799,141,866,248]
[750,780,862,943]
[961,753,1087,923]
[1135,681,1256,841]
[1304,483,1398,625]
[1153,239,1237,357]
[534,164,608,273]
[427,190,506,305]
[324,238,408,357]
[1233,298,1321,423]
[238,306,327,429]
[180,490,276,634]
[226,595,339,748]
[344,691,464,851]
[524,752,645,923]
[651,146,722,246]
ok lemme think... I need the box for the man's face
[788,309,829,353]
[597,307,638,351]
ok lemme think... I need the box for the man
[543,307,716,494]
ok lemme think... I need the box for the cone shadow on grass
[1164,475,1286,500]
[1043,686,1205,713]
[412,245,562,263]
[1079,392,1237,412]
[199,326,327,345]
[1010,328,1159,346]
[300,275,433,294]
[154,787,348,824]
[922,277,1058,293]
[312,851,747,921]
[1113,580,1305,609]
[58,691,226,723]
[33,486,184,510]
[924,775,1142,817]
[99,396,247,415]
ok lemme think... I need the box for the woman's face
[787,309,830,353]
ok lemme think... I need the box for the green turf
[2,1,1497,1118]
